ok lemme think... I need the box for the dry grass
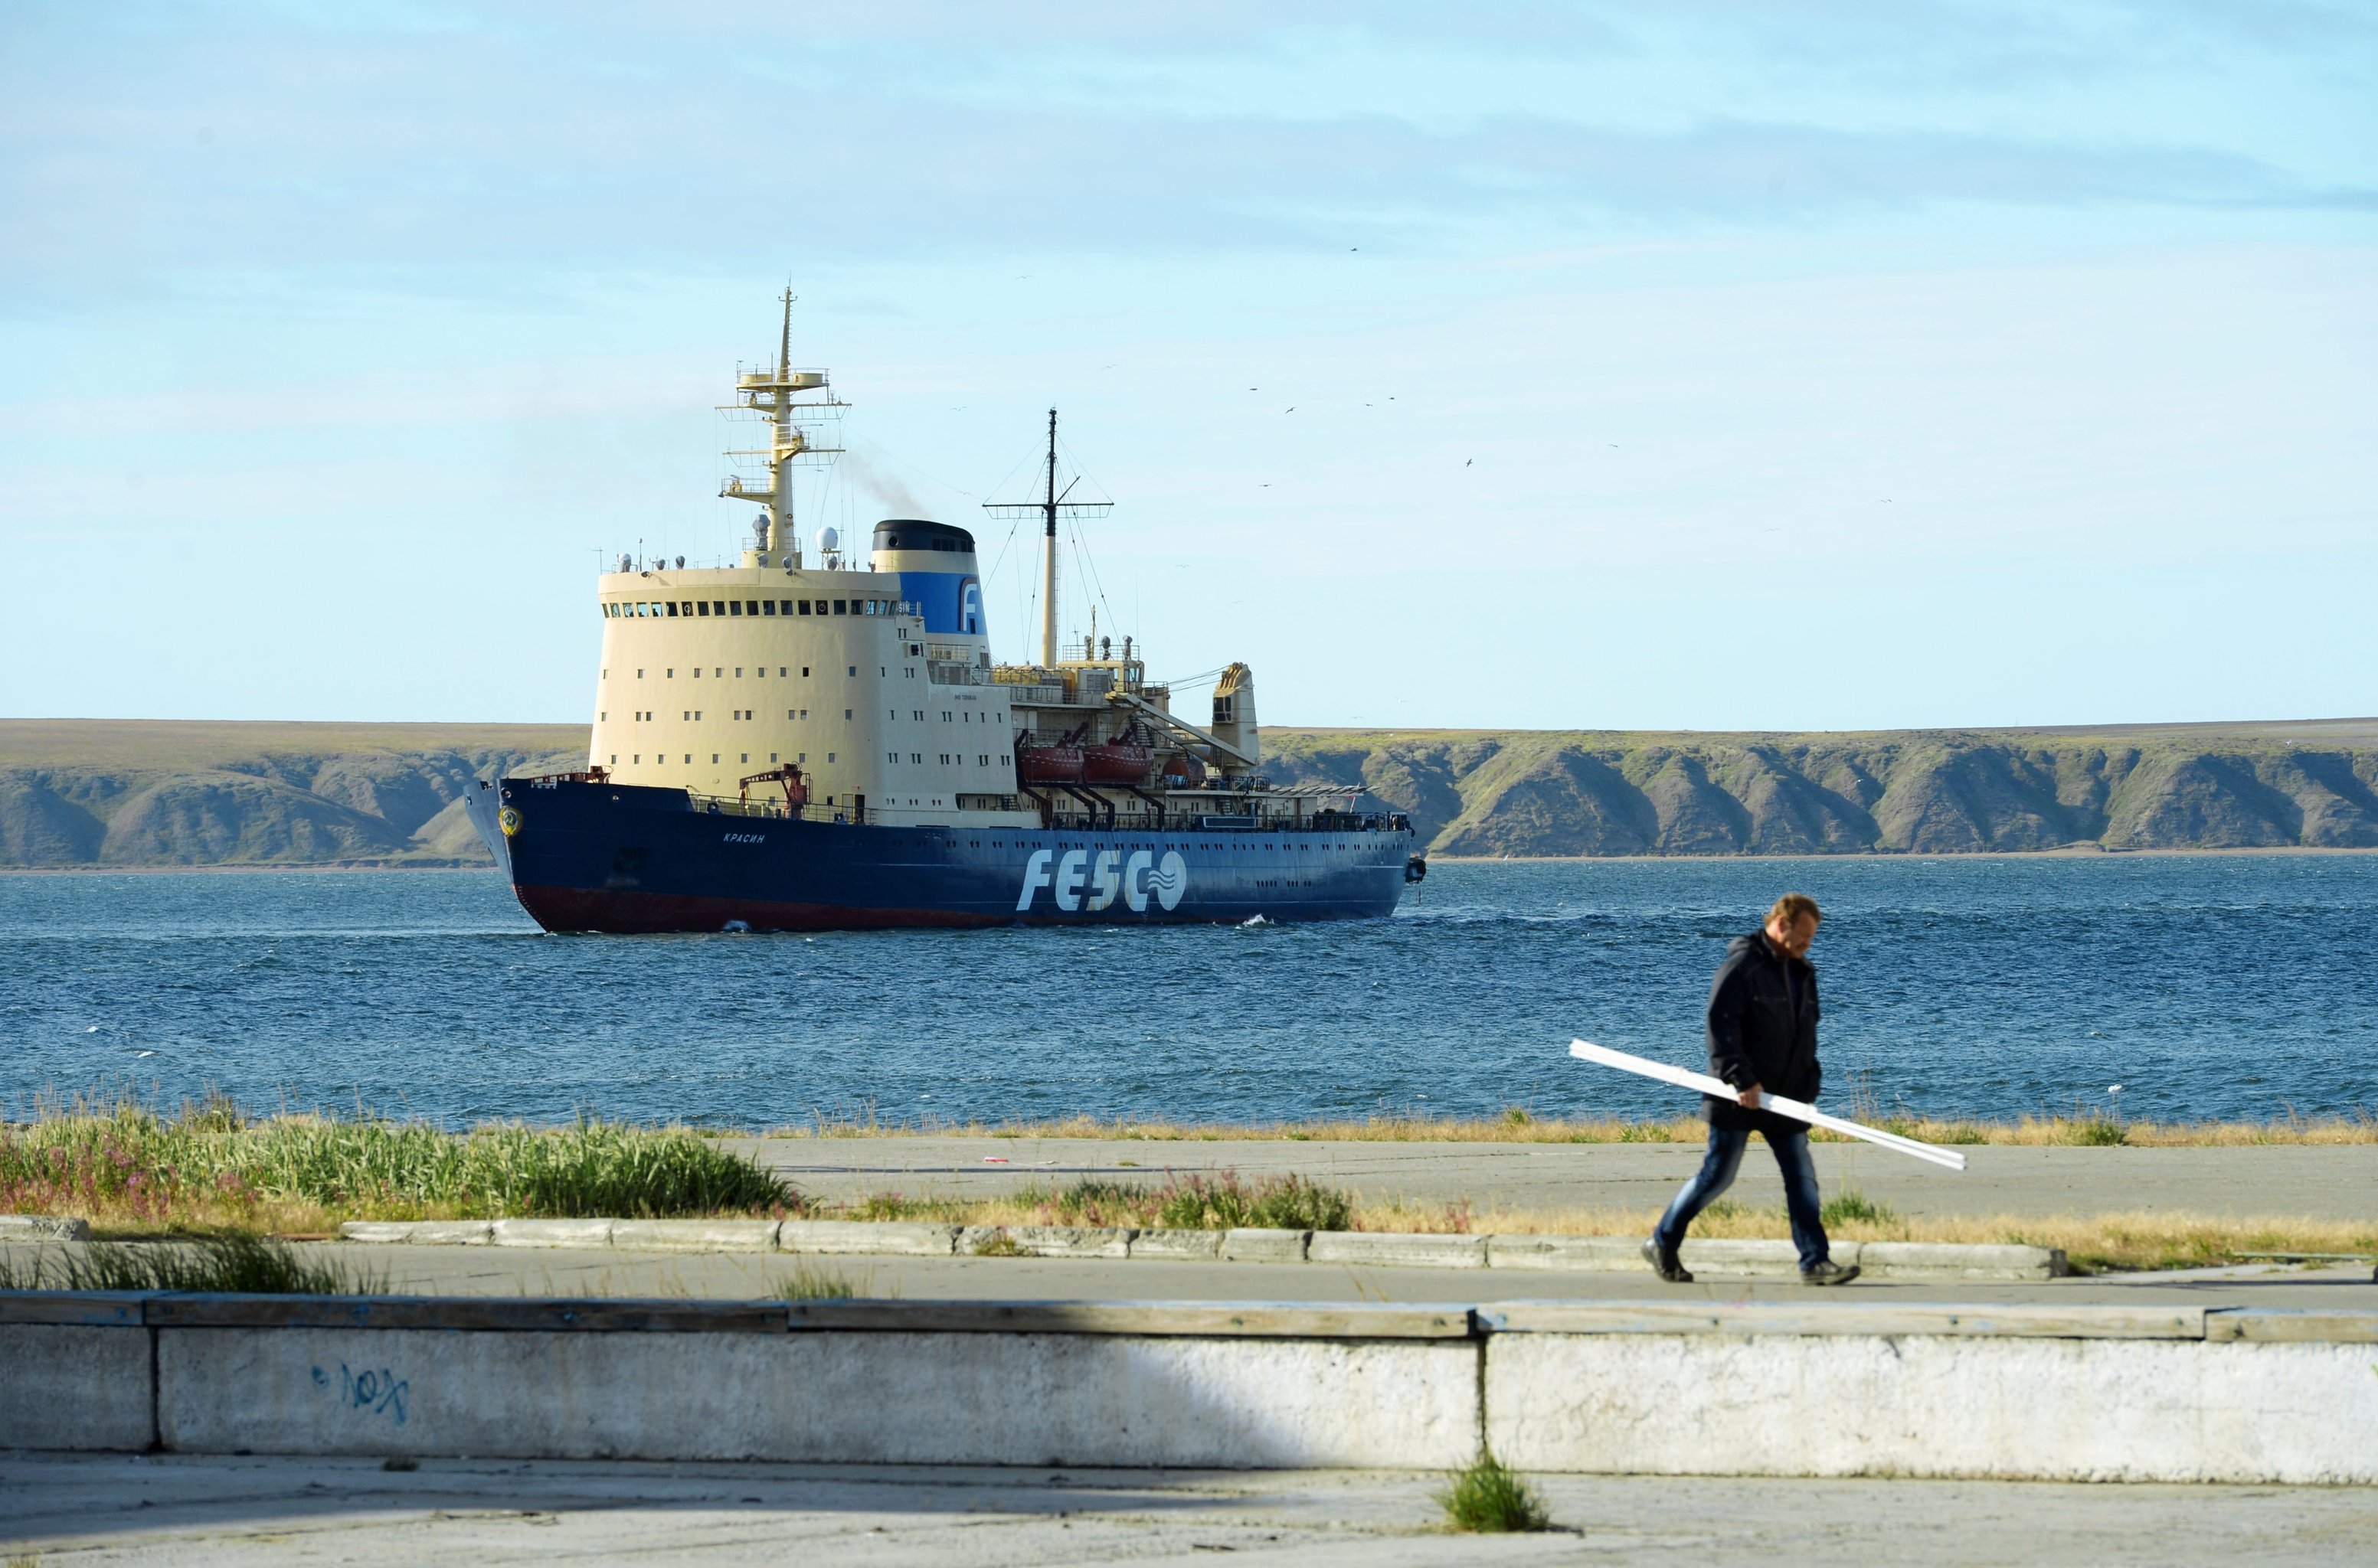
[800,1178,2376,1275]
[764,1104,2378,1148]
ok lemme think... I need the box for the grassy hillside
[5,717,2375,867]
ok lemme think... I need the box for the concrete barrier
[329,1220,2063,1279]
[1310,1233,1488,1269]
[1482,1302,2378,1484]
[780,1220,957,1256]
[3,1290,2373,1481]
[960,1225,1134,1259]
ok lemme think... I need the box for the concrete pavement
[5,1451,2373,1566]
[99,1237,2374,1307]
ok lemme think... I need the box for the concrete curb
[0,1216,93,1241]
[3,1291,2373,1480]
[330,1218,2066,1279]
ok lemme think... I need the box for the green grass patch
[0,1098,796,1231]
[1438,1451,1552,1533]
[1821,1191,1899,1228]
[0,1233,388,1295]
[993,1171,1355,1232]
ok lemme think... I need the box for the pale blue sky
[2,1,2372,729]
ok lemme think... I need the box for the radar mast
[719,289,846,566]
[983,409,1112,665]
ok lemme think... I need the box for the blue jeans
[1653,1125,1831,1272]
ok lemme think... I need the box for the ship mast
[719,290,845,565]
[986,408,1110,665]
[1040,410,1058,665]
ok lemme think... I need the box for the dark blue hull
[476,778,1415,933]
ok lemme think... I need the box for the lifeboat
[1016,743,1086,783]
[1157,750,1209,789]
[1082,740,1155,784]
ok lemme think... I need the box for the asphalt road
[726,1136,2378,1223]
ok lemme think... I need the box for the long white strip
[1569,1039,1967,1171]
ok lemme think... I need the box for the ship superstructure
[469,296,1418,932]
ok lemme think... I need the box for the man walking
[1643,892,1860,1286]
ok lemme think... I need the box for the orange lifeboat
[1016,743,1086,783]
[1082,740,1155,783]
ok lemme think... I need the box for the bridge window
[833,599,847,615]
[746,600,759,616]
[698,602,710,616]
[763,601,777,616]
[730,601,743,616]
[798,600,812,615]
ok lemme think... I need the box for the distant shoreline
[1428,845,2378,864]
[9,844,2378,877]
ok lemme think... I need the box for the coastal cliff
[0,721,582,867]
[2,717,2373,867]
[1262,719,2378,857]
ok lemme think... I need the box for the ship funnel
[871,519,984,637]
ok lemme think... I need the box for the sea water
[4,856,2373,1128]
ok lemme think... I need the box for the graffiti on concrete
[311,1361,410,1425]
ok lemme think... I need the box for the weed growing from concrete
[0,1234,388,1295]
[1437,1451,1550,1533]
[1154,1172,1352,1231]
[1821,1191,1899,1228]
[772,1262,861,1300]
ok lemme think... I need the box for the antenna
[982,409,1112,666]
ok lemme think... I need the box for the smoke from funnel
[840,449,930,519]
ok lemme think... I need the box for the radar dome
[816,525,840,555]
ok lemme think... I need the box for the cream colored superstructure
[590,565,1039,827]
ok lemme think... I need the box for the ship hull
[475,778,1413,933]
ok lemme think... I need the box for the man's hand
[1737,1083,1764,1109]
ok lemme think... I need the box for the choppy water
[5,857,2373,1128]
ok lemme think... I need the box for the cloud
[1,1,2368,309]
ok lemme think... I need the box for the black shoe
[1642,1236,1693,1284]
[1800,1259,1861,1287]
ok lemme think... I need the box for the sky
[2,0,2372,731]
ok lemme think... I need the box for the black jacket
[1703,930,1821,1135]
